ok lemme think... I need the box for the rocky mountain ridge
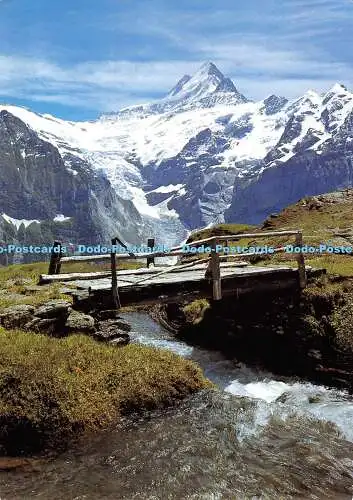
[1,61,353,253]
[0,110,146,263]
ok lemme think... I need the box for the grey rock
[109,335,130,347]
[24,317,61,336]
[94,318,131,343]
[97,319,132,333]
[0,304,35,329]
[65,311,95,333]
[34,300,71,319]
[93,329,130,343]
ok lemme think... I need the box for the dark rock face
[145,128,236,229]
[0,110,145,263]
[163,286,353,392]
[261,95,288,115]
[226,117,353,224]
[24,317,61,336]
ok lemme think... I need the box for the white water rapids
[123,312,353,444]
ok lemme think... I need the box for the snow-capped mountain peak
[164,61,246,106]
[115,62,247,118]
[326,83,349,96]
[322,83,351,105]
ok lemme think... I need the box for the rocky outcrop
[34,300,71,319]
[0,300,131,346]
[160,280,353,392]
[0,110,146,264]
[226,148,353,224]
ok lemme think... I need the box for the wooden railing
[45,230,307,308]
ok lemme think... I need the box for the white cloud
[1,50,352,113]
[0,55,200,111]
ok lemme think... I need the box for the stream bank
[2,311,353,499]
[152,276,353,392]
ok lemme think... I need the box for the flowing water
[1,312,353,499]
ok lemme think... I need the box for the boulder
[93,328,130,343]
[34,300,71,319]
[65,311,95,334]
[24,317,62,336]
[97,319,132,333]
[0,304,35,329]
[109,335,130,347]
[93,319,131,343]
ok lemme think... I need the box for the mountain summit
[118,61,247,117]
[166,61,241,100]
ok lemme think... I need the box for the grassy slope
[186,190,353,277]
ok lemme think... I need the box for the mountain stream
[1,312,353,499]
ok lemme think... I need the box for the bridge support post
[111,237,121,309]
[147,238,155,268]
[211,239,222,300]
[48,241,62,275]
[295,232,307,289]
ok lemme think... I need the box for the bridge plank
[39,261,250,284]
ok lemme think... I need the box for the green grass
[0,260,143,310]
[0,329,212,455]
[183,193,353,278]
[305,256,353,277]
[0,262,213,456]
[187,223,255,243]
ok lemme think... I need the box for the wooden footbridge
[38,230,322,308]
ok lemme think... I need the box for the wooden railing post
[147,238,155,268]
[111,237,121,309]
[295,232,307,289]
[48,241,62,275]
[211,238,222,300]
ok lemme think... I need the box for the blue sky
[0,0,352,120]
